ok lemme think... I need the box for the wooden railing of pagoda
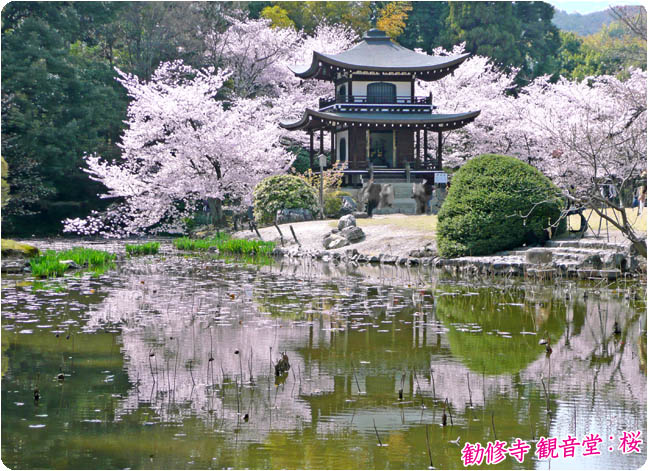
[319,94,432,109]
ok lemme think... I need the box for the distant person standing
[639,171,647,215]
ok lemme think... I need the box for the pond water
[2,240,646,469]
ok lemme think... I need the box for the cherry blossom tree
[206,18,357,150]
[521,69,647,255]
[64,61,292,237]
[415,44,522,167]
[417,45,646,254]
[63,18,356,237]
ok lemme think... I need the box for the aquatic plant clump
[29,247,115,278]
[172,233,230,251]
[125,242,160,256]
[173,234,275,255]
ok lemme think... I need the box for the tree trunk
[207,197,223,226]
[632,239,647,258]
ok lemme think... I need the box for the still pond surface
[2,240,646,469]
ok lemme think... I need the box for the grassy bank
[329,214,438,233]
[569,208,647,235]
[328,208,646,238]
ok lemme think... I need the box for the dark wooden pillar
[309,131,314,168]
[416,130,420,166]
[436,132,443,170]
[423,129,428,167]
[319,129,324,156]
[331,129,336,164]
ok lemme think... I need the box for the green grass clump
[217,238,275,256]
[126,242,160,256]
[30,247,115,278]
[173,234,275,256]
[172,233,230,251]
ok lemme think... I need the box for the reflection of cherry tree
[81,255,644,449]
[522,297,646,446]
[85,257,334,433]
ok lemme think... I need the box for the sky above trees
[548,1,641,14]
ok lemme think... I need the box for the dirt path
[233,215,436,257]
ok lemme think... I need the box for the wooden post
[319,129,324,156]
[331,129,336,164]
[405,162,411,183]
[366,129,370,164]
[416,130,420,167]
[424,130,428,167]
[437,132,443,170]
[392,130,397,168]
[369,163,374,181]
[309,131,314,169]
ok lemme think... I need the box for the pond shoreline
[232,218,646,280]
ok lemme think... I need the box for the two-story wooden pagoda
[280,28,480,183]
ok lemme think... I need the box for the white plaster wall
[336,130,349,162]
[351,81,411,98]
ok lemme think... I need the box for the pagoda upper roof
[290,29,470,81]
[280,109,481,132]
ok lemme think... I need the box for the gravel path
[233,215,436,257]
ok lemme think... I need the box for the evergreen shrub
[324,190,352,218]
[437,154,565,257]
[253,175,318,224]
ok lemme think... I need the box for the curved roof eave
[291,52,471,79]
[280,109,481,130]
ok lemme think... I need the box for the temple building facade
[281,28,480,184]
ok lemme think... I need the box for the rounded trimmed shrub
[253,175,318,224]
[324,190,352,218]
[437,154,565,257]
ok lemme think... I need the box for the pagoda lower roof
[280,109,481,132]
[290,29,470,81]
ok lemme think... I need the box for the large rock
[276,208,313,225]
[526,248,553,265]
[340,196,357,216]
[323,234,349,250]
[380,255,397,264]
[581,254,603,270]
[1,239,40,258]
[340,225,365,242]
[338,214,356,230]
[601,251,628,271]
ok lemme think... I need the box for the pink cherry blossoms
[64,61,292,236]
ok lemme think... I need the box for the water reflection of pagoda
[281,29,480,183]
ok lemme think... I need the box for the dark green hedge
[437,154,565,257]
[253,175,318,224]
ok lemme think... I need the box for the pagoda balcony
[319,94,432,110]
